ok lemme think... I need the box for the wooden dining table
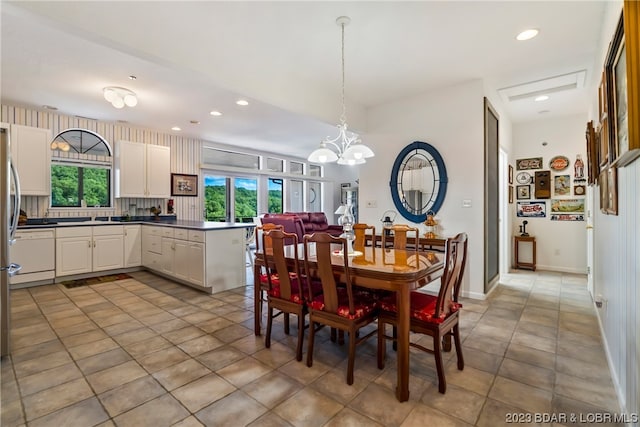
[253,243,444,402]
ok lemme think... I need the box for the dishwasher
[10,228,55,288]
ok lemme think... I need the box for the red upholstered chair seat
[259,273,279,286]
[379,292,462,324]
[267,275,323,304]
[310,288,378,320]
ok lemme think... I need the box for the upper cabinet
[115,140,170,198]
[10,124,52,196]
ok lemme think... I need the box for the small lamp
[380,210,396,237]
[424,210,438,239]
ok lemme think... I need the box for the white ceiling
[1,1,606,159]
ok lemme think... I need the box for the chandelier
[308,16,374,166]
[103,86,138,109]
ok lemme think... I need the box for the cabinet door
[146,144,171,198]
[56,237,92,276]
[93,235,124,272]
[187,243,205,287]
[160,237,174,275]
[124,225,142,267]
[173,239,190,282]
[11,124,52,196]
[115,140,146,197]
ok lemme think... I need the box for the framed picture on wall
[508,185,514,204]
[171,173,198,196]
[508,165,513,184]
[516,185,530,200]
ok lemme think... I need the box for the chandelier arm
[340,20,346,125]
[322,138,344,153]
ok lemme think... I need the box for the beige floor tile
[278,357,333,385]
[76,348,132,375]
[498,358,554,391]
[181,310,217,324]
[242,371,303,409]
[348,382,415,426]
[23,377,94,421]
[67,337,120,360]
[13,350,73,378]
[196,316,234,333]
[162,326,206,344]
[505,342,556,370]
[60,329,107,348]
[98,375,166,417]
[510,330,557,354]
[10,339,65,364]
[462,333,509,356]
[111,326,157,346]
[123,335,173,358]
[101,319,145,336]
[177,334,224,357]
[419,382,486,425]
[476,397,542,427]
[113,393,190,427]
[0,398,25,426]
[172,373,236,412]
[252,341,297,369]
[324,407,384,427]
[310,369,368,405]
[196,345,247,371]
[555,354,613,383]
[554,372,619,411]
[488,376,552,414]
[195,390,268,426]
[137,346,191,372]
[401,403,473,427]
[216,357,273,388]
[11,327,58,350]
[86,360,148,394]
[212,323,254,342]
[461,347,503,374]
[247,411,294,427]
[552,394,625,426]
[18,362,83,396]
[444,364,495,396]
[152,359,211,391]
[172,415,205,427]
[28,396,109,427]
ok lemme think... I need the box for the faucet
[43,212,49,224]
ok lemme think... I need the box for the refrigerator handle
[9,160,21,243]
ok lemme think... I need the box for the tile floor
[1,270,622,426]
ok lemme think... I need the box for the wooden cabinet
[514,236,536,271]
[123,225,142,267]
[114,140,170,198]
[56,226,124,276]
[10,124,52,196]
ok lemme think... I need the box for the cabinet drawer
[189,230,205,243]
[161,227,174,238]
[174,228,189,240]
[92,225,123,236]
[56,227,92,238]
[144,234,162,254]
[143,226,163,237]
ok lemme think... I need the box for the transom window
[50,129,112,208]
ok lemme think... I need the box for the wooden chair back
[353,223,375,250]
[303,233,355,316]
[382,224,419,251]
[434,232,468,317]
[256,223,283,252]
[262,229,302,301]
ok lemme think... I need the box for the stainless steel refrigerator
[1,124,22,356]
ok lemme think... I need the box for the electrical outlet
[365,200,377,208]
[462,199,472,208]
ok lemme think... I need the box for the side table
[514,235,536,270]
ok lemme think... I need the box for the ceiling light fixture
[50,141,70,152]
[103,86,138,109]
[236,99,249,106]
[534,95,549,102]
[516,28,539,41]
[171,126,181,131]
[308,16,374,166]
[210,111,222,116]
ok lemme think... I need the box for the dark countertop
[18,218,255,231]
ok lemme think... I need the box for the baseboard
[593,301,626,415]
[535,264,587,274]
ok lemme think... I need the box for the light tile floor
[1,270,623,426]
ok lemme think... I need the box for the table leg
[254,263,261,336]
[396,287,410,402]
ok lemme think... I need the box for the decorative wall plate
[516,171,532,184]
[549,155,570,171]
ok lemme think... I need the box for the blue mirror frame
[389,141,448,223]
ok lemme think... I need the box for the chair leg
[453,323,464,370]
[392,325,398,351]
[307,320,316,367]
[442,329,453,352]
[433,332,446,394]
[338,330,345,345]
[265,306,273,348]
[377,321,386,369]
[296,312,304,361]
[347,329,356,385]
[284,313,290,335]
[330,327,337,342]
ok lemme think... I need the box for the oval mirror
[389,141,448,223]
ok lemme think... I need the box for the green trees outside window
[51,165,109,207]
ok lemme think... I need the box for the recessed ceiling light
[42,105,58,110]
[190,120,200,124]
[236,99,249,106]
[516,29,539,41]
[210,111,222,116]
[171,126,181,131]
[538,110,550,114]
[535,95,549,102]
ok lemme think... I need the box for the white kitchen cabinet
[56,228,93,276]
[186,242,205,287]
[141,225,163,270]
[10,124,52,196]
[56,226,124,276]
[123,225,142,267]
[114,140,170,198]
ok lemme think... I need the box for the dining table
[253,242,444,402]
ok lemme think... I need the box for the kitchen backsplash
[20,195,168,220]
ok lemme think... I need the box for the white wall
[512,115,588,273]
[589,0,638,417]
[359,79,486,298]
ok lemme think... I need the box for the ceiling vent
[498,70,587,103]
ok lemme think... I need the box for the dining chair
[382,224,420,251]
[262,228,316,361]
[353,223,375,250]
[255,223,283,330]
[377,232,468,393]
[303,232,379,385]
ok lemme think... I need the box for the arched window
[50,129,112,208]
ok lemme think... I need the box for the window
[50,129,112,208]
[268,178,283,213]
[203,174,257,222]
[289,161,304,175]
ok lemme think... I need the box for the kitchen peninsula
[14,219,253,294]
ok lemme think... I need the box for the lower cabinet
[56,226,124,276]
[124,225,142,267]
